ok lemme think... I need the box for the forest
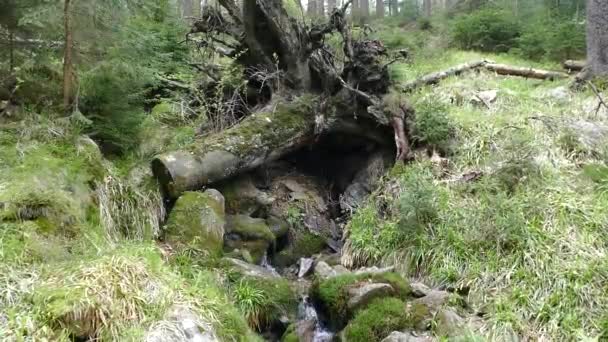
[1,0,607,341]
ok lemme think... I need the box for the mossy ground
[344,44,608,340]
[342,297,412,342]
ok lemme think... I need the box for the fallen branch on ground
[402,60,569,92]
[563,60,586,73]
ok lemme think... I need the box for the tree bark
[401,60,488,92]
[328,0,337,11]
[308,0,318,15]
[423,0,431,16]
[318,0,326,16]
[376,0,384,17]
[485,63,568,80]
[8,30,14,74]
[63,0,74,113]
[361,0,369,17]
[563,60,586,73]
[586,0,608,77]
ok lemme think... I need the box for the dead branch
[586,80,608,116]
[563,60,586,73]
[401,60,489,92]
[485,63,568,80]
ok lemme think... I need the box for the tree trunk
[63,0,74,113]
[361,0,369,17]
[376,0,384,17]
[423,0,431,16]
[8,30,14,74]
[352,0,360,20]
[390,0,398,16]
[192,0,201,17]
[485,63,568,80]
[308,0,318,15]
[153,99,318,198]
[181,0,193,17]
[318,0,326,16]
[328,0,337,11]
[586,0,608,77]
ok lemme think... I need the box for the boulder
[347,283,395,312]
[224,214,275,263]
[546,86,571,103]
[470,89,498,106]
[164,190,225,256]
[566,120,608,154]
[434,308,465,338]
[340,151,391,213]
[298,258,315,278]
[412,290,451,314]
[410,282,431,298]
[381,331,433,342]
[217,175,274,215]
[314,261,339,279]
[224,257,280,278]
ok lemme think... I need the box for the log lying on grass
[401,60,489,92]
[403,60,570,92]
[485,63,568,80]
[152,98,317,199]
[563,60,586,73]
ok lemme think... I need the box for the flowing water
[298,295,334,342]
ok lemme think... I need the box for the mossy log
[152,98,318,198]
[563,60,586,73]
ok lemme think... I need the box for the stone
[470,89,498,106]
[314,261,337,279]
[224,214,275,263]
[435,308,465,337]
[412,290,451,314]
[267,215,289,240]
[381,331,433,342]
[340,151,391,212]
[567,120,608,154]
[410,282,432,298]
[347,283,394,312]
[224,257,280,278]
[298,258,315,278]
[295,320,316,342]
[145,305,218,342]
[217,175,273,215]
[354,265,395,275]
[164,191,225,256]
[333,265,350,275]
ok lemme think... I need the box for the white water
[298,295,334,342]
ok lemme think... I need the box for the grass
[344,46,608,340]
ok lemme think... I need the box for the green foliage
[342,298,410,341]
[411,100,456,153]
[451,8,520,52]
[515,16,585,61]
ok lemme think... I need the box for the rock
[224,214,275,263]
[566,120,608,154]
[295,320,316,342]
[217,175,273,215]
[333,265,350,275]
[314,261,338,279]
[267,215,290,240]
[546,86,571,102]
[470,90,498,106]
[381,331,433,342]
[435,308,465,337]
[412,290,451,314]
[354,266,395,275]
[224,257,280,278]
[164,191,225,256]
[273,232,326,268]
[145,305,218,342]
[410,282,432,298]
[340,151,391,212]
[298,258,314,278]
[347,283,394,312]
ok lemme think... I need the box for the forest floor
[345,49,608,340]
[1,44,608,341]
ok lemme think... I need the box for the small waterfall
[297,295,334,342]
[260,252,280,277]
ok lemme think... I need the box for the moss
[313,272,411,328]
[342,298,411,342]
[228,274,297,331]
[165,191,225,256]
[187,96,317,159]
[281,324,298,342]
[226,215,275,243]
[273,232,326,268]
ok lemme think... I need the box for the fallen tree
[563,60,586,73]
[402,60,570,92]
[153,0,411,199]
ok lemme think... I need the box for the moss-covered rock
[342,298,411,342]
[312,272,411,328]
[281,324,299,342]
[164,190,225,256]
[217,175,274,216]
[224,214,275,263]
[273,232,326,268]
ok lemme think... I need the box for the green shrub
[516,16,585,61]
[451,8,520,52]
[411,100,456,153]
[397,165,440,237]
[342,298,410,341]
